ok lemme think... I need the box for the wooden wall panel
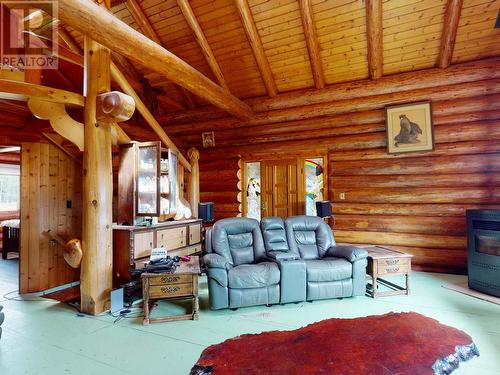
[172,59,500,274]
[20,143,81,293]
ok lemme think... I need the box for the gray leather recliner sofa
[204,215,367,310]
[204,217,281,310]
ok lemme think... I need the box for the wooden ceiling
[1,0,500,143]
[94,0,500,106]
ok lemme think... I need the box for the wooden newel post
[187,148,200,218]
[81,35,113,315]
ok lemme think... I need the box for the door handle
[262,201,267,210]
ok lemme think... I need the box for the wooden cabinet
[117,142,178,225]
[188,223,201,244]
[133,231,154,259]
[113,219,203,285]
[156,227,186,250]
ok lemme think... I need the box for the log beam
[365,0,383,79]
[299,0,325,89]
[177,0,228,90]
[234,0,277,97]
[81,34,113,315]
[110,62,192,172]
[58,0,252,119]
[0,79,84,106]
[437,0,463,68]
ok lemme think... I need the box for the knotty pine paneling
[174,62,500,274]
[20,143,81,293]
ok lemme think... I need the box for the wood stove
[466,209,500,297]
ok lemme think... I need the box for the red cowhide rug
[191,312,479,375]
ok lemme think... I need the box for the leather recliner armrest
[203,253,231,270]
[326,245,368,262]
[266,251,299,262]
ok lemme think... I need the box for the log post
[187,148,200,218]
[80,34,113,315]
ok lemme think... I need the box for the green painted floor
[1,257,499,375]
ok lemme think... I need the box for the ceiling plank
[234,0,278,97]
[176,85,197,109]
[124,0,196,108]
[0,79,84,106]
[437,0,463,68]
[365,0,383,79]
[299,0,325,89]
[125,0,162,44]
[57,0,252,120]
[177,0,229,91]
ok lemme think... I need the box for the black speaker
[199,202,214,223]
[316,200,332,218]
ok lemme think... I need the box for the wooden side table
[365,246,413,298]
[142,256,200,324]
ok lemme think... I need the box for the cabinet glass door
[136,142,160,216]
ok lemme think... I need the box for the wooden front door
[261,159,301,218]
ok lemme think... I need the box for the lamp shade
[198,202,214,223]
[316,200,332,218]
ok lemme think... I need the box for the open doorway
[242,154,327,220]
[0,146,21,297]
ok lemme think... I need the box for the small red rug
[191,312,479,375]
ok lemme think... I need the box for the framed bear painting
[385,102,434,155]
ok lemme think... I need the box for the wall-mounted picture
[385,102,434,155]
[202,131,215,148]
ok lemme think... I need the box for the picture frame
[385,101,434,155]
[202,131,215,148]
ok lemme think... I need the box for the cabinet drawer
[169,244,201,258]
[133,231,154,259]
[188,224,201,245]
[149,274,192,286]
[148,283,193,298]
[377,261,410,275]
[157,227,186,250]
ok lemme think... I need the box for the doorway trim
[241,151,328,219]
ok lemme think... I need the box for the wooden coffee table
[142,256,200,324]
[365,246,413,298]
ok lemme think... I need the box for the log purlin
[179,68,500,274]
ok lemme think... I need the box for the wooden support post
[365,0,383,79]
[81,35,113,315]
[299,0,325,89]
[437,0,463,68]
[187,148,200,218]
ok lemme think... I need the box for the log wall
[170,58,500,274]
[20,143,81,293]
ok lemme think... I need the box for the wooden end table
[365,246,413,298]
[142,256,200,324]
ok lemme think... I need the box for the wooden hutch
[113,141,202,285]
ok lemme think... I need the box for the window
[305,158,324,216]
[245,162,261,221]
[0,164,20,212]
